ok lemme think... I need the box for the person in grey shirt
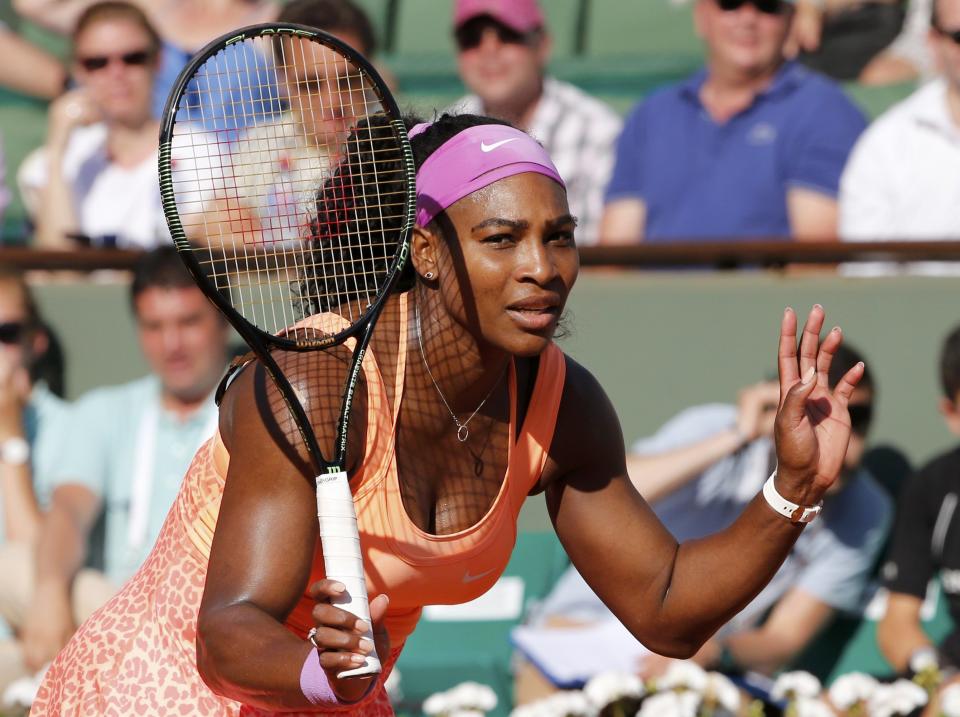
[536,343,891,678]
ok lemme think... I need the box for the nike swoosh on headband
[480,138,519,152]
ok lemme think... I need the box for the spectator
[878,324,960,678]
[531,344,891,679]
[0,268,71,694]
[839,0,960,272]
[791,0,907,81]
[600,0,866,244]
[12,247,229,673]
[17,2,216,249]
[198,0,377,245]
[448,0,621,245]
[12,0,277,117]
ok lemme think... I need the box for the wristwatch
[0,437,30,466]
[762,472,822,524]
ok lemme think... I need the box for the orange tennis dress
[32,296,566,716]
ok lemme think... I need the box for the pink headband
[409,122,565,228]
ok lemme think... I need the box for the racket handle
[315,471,382,678]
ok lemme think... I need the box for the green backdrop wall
[32,271,960,531]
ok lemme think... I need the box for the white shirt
[450,77,622,245]
[839,79,960,276]
[224,113,333,245]
[18,123,219,249]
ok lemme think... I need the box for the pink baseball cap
[453,0,544,33]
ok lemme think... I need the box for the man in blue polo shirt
[599,0,867,244]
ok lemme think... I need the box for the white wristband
[762,472,822,524]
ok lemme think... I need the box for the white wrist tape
[762,471,822,524]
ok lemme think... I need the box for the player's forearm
[1,464,41,542]
[628,429,744,503]
[197,603,375,709]
[647,496,803,655]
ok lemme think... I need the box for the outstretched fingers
[798,305,825,380]
[815,326,843,388]
[778,307,799,392]
[832,361,865,406]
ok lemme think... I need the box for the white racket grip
[315,471,382,678]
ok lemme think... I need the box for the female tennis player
[33,113,863,717]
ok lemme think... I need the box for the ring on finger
[307,627,323,651]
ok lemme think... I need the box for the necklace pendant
[457,425,469,442]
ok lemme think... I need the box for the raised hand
[773,305,864,507]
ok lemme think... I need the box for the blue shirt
[156,40,283,138]
[605,62,867,242]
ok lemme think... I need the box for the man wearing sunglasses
[600,0,866,244]
[448,0,622,245]
[531,344,890,681]
[840,0,960,264]
[879,324,960,683]
[0,269,73,696]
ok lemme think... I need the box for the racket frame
[158,22,416,679]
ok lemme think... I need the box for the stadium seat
[392,0,455,58]
[0,92,48,242]
[584,0,702,62]
[541,0,583,59]
[393,531,570,717]
[844,81,917,120]
[353,0,392,52]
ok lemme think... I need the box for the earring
[424,272,434,279]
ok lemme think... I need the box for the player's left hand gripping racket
[158,23,416,678]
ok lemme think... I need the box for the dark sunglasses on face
[76,49,153,72]
[455,20,531,51]
[848,403,873,435]
[717,0,789,15]
[0,322,26,345]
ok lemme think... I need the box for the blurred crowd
[0,0,953,251]
[0,0,957,713]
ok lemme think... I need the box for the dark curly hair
[295,112,511,318]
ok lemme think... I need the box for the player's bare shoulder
[218,347,370,468]
[535,353,627,492]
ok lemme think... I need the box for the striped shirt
[450,77,622,245]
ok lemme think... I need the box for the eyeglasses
[0,322,26,345]
[716,0,789,15]
[76,49,154,72]
[455,20,533,52]
[848,404,873,435]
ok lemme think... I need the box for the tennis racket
[158,23,416,678]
